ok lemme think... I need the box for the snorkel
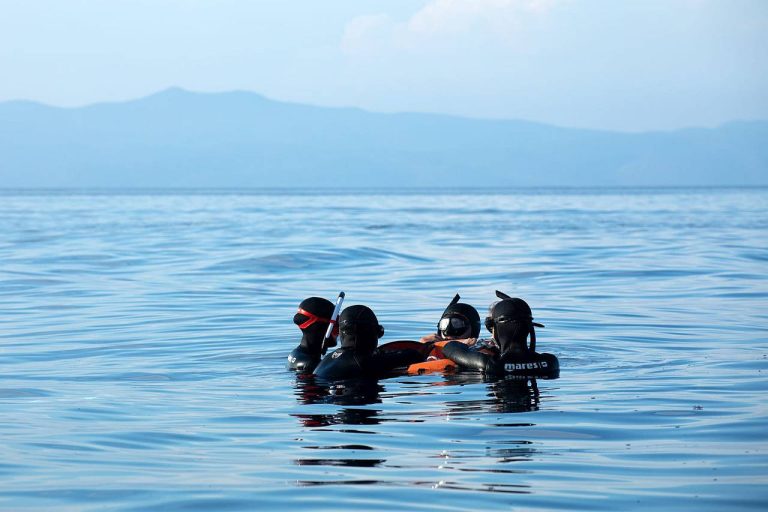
[321,291,345,355]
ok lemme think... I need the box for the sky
[1,0,766,131]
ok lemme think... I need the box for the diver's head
[294,297,337,349]
[485,298,543,354]
[437,302,481,340]
[339,305,384,354]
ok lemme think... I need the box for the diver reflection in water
[294,456,386,468]
[293,407,383,428]
[293,374,384,427]
[295,374,383,406]
[490,376,541,413]
[443,373,542,414]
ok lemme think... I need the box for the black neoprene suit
[442,341,559,378]
[313,347,424,381]
[287,345,320,373]
[286,326,331,373]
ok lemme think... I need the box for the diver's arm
[378,340,434,358]
[371,348,425,375]
[538,352,560,377]
[442,341,494,372]
[419,333,477,346]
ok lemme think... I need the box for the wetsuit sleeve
[539,353,559,377]
[378,340,433,358]
[370,349,425,376]
[442,341,494,372]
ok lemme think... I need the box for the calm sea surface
[1,188,766,511]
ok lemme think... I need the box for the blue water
[1,188,766,511]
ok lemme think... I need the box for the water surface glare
[1,188,766,511]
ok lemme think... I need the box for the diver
[419,293,482,345]
[408,294,482,374]
[441,291,559,378]
[313,305,424,381]
[287,296,338,373]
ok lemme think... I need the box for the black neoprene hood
[293,296,334,327]
[490,298,533,323]
[441,302,481,338]
[339,305,383,353]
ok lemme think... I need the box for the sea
[1,187,766,511]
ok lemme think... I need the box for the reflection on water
[294,373,544,426]
[292,373,545,488]
[293,376,385,427]
[490,378,540,414]
[293,408,384,429]
[295,457,386,468]
[443,374,543,414]
[294,375,384,407]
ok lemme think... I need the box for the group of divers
[287,291,559,381]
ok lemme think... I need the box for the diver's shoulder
[536,351,559,365]
[313,349,362,379]
[287,346,318,372]
[536,351,559,374]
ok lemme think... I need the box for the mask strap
[296,307,331,330]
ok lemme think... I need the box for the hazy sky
[1,0,766,130]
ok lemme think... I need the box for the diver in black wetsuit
[439,299,482,341]
[287,297,338,373]
[313,305,424,381]
[420,294,482,344]
[409,294,483,372]
[442,293,559,378]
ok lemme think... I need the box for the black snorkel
[321,291,345,355]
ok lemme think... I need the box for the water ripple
[0,188,766,511]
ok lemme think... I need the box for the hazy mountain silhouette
[1,88,766,188]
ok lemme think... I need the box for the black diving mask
[438,314,472,338]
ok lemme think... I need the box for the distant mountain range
[1,88,766,187]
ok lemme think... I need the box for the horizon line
[2,185,766,196]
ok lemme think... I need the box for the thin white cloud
[342,0,560,53]
[407,0,556,36]
[341,13,396,54]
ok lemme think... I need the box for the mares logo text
[504,361,547,372]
